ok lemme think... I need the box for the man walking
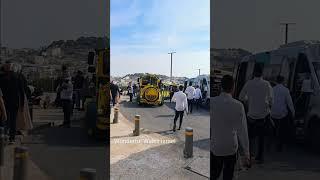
[127,82,133,102]
[171,85,188,132]
[271,76,295,152]
[110,81,120,107]
[59,77,73,128]
[0,62,23,144]
[73,70,85,110]
[184,82,195,114]
[239,65,273,164]
[194,85,202,110]
[211,75,250,180]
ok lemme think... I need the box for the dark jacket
[74,75,84,89]
[0,71,24,110]
[110,83,120,97]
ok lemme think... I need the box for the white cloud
[111,0,210,77]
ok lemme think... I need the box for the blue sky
[110,0,209,78]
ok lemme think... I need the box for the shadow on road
[154,115,174,118]
[25,122,105,147]
[120,100,160,109]
[22,123,108,180]
[194,138,210,151]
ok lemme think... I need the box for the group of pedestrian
[211,65,296,180]
[0,61,33,144]
[55,65,88,128]
[170,82,206,132]
[184,82,203,114]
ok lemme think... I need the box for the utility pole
[168,52,176,82]
[197,69,201,76]
[280,23,296,44]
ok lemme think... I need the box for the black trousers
[128,93,133,102]
[248,116,269,161]
[187,99,193,113]
[170,92,174,102]
[112,94,117,106]
[62,100,72,126]
[5,107,18,141]
[273,115,290,151]
[173,110,184,129]
[195,98,201,109]
[211,152,237,180]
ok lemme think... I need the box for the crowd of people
[0,61,33,144]
[211,65,297,180]
[0,62,93,142]
[55,65,92,128]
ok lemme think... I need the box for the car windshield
[314,62,320,83]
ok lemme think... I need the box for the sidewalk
[0,107,85,180]
[0,137,51,180]
[110,106,210,180]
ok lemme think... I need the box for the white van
[234,40,320,150]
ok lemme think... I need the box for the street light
[280,23,296,44]
[196,69,201,76]
[168,51,176,82]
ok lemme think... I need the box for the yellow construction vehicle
[86,46,109,140]
[136,74,164,106]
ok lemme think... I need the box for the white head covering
[12,64,19,72]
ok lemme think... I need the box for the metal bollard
[184,127,193,158]
[13,146,28,180]
[80,168,96,180]
[113,108,119,124]
[133,115,140,136]
[0,127,5,166]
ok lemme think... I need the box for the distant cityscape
[111,73,189,87]
[0,36,108,81]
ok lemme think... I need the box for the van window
[293,54,311,93]
[203,78,207,85]
[313,62,320,83]
[263,64,281,85]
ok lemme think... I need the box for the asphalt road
[119,95,210,151]
[22,108,108,180]
[119,95,320,179]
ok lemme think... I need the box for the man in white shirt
[194,85,202,110]
[59,77,73,128]
[171,85,188,132]
[239,65,273,163]
[184,82,195,114]
[127,82,133,102]
[271,76,295,152]
[211,75,250,180]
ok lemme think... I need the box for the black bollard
[13,146,28,180]
[184,127,193,158]
[133,115,140,136]
[113,108,119,124]
[80,168,96,180]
